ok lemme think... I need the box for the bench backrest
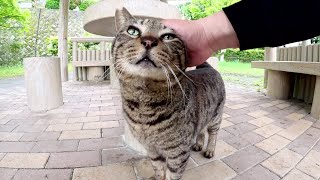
[71,37,114,64]
[277,44,320,62]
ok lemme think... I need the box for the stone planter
[23,57,63,112]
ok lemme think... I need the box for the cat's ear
[115,7,134,31]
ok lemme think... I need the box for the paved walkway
[0,79,320,180]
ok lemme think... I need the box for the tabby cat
[111,8,226,180]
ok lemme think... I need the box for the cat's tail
[196,62,212,69]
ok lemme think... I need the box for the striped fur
[112,8,226,180]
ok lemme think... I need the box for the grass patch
[0,62,73,79]
[0,65,24,79]
[218,61,265,91]
[218,61,264,77]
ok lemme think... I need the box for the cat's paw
[192,144,203,151]
[203,151,215,158]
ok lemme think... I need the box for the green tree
[45,0,97,11]
[0,0,29,28]
[179,0,240,20]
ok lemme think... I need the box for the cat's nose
[141,36,158,49]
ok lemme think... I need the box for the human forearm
[196,10,239,52]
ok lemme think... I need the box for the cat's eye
[127,26,140,36]
[162,34,176,41]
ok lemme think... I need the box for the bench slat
[251,61,320,76]
[73,61,111,67]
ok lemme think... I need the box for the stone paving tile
[46,151,101,168]
[46,123,83,131]
[0,168,18,180]
[13,169,73,180]
[102,147,144,165]
[247,110,270,118]
[19,132,61,141]
[59,129,101,140]
[222,146,270,173]
[87,110,117,116]
[278,120,313,140]
[254,124,283,138]
[255,135,291,155]
[224,131,265,150]
[34,118,68,125]
[296,150,320,179]
[313,141,320,152]
[287,127,320,155]
[72,164,136,180]
[282,169,315,180]
[285,113,306,121]
[31,140,79,152]
[67,116,100,123]
[0,118,10,125]
[223,113,231,119]
[182,160,236,180]
[0,124,17,132]
[191,140,237,165]
[0,142,35,152]
[225,114,255,124]
[262,148,303,177]
[6,119,38,126]
[0,153,49,168]
[102,127,124,138]
[0,132,23,141]
[224,122,258,136]
[226,103,250,110]
[223,108,250,117]
[276,103,292,109]
[133,159,155,179]
[272,119,294,129]
[0,153,5,161]
[248,116,275,127]
[220,120,234,128]
[82,121,119,130]
[100,115,124,121]
[232,165,280,180]
[217,129,234,140]
[78,137,124,151]
[13,125,48,133]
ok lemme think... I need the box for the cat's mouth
[136,57,157,68]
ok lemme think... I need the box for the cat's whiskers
[160,63,173,104]
[173,64,197,85]
[165,62,188,103]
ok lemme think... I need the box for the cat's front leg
[148,149,166,180]
[165,149,190,180]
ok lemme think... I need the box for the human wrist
[196,10,239,51]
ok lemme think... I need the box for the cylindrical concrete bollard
[23,57,63,112]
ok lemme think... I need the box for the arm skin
[163,0,320,67]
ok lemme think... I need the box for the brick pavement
[0,79,319,180]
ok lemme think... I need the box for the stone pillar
[264,47,277,88]
[124,122,147,155]
[87,67,105,81]
[311,76,320,120]
[24,57,63,112]
[58,0,69,82]
[267,70,291,99]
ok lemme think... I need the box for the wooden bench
[252,44,320,119]
[71,37,114,81]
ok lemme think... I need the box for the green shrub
[45,0,59,9]
[45,37,72,61]
[223,48,264,63]
[78,0,96,11]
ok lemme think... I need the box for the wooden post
[100,41,106,61]
[58,0,69,82]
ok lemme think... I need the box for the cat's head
[111,8,187,81]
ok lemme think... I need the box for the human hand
[163,11,239,67]
[162,19,213,67]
